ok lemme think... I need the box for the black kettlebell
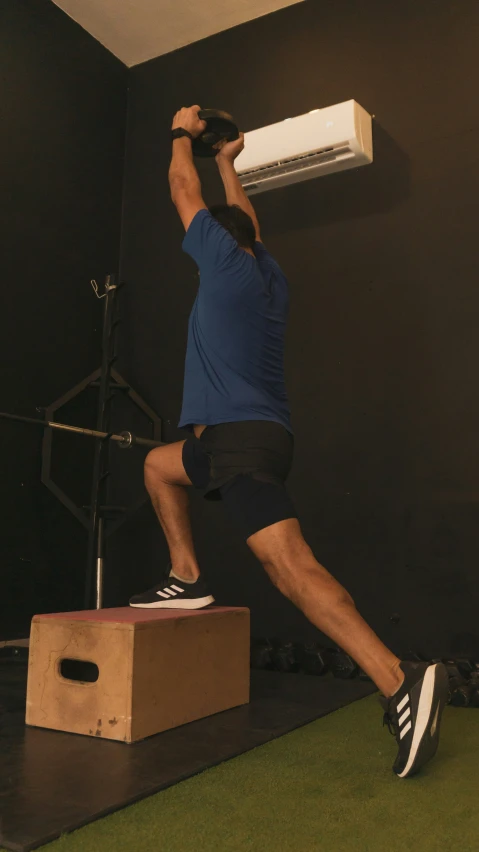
[193,109,239,158]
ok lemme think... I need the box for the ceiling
[52,0,303,67]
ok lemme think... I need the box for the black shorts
[182,420,297,540]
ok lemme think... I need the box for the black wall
[118,0,479,658]
[3,0,478,659]
[0,0,127,638]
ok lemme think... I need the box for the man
[130,106,449,778]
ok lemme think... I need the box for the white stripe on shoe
[400,720,412,740]
[155,586,186,600]
[397,694,409,713]
[398,707,411,727]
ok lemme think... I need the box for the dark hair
[208,204,256,251]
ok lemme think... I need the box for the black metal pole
[84,274,118,610]
[96,517,104,611]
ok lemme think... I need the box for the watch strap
[171,128,194,142]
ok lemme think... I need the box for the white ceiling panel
[52,0,304,67]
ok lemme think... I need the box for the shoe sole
[129,595,215,610]
[397,662,449,778]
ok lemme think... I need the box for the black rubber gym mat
[0,657,375,852]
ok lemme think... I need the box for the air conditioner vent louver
[239,144,351,183]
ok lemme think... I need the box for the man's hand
[215,132,245,162]
[172,106,206,139]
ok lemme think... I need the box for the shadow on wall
[254,122,410,236]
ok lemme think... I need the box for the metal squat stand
[0,275,163,610]
[82,276,163,609]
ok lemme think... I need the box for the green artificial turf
[4,695,479,852]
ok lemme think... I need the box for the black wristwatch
[171,128,194,142]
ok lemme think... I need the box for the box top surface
[33,606,249,624]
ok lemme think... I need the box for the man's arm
[216,133,261,241]
[169,106,207,230]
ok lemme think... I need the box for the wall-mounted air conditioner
[234,99,373,196]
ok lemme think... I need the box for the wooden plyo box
[26,606,250,743]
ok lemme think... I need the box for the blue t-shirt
[178,209,292,433]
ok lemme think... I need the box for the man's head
[208,204,256,252]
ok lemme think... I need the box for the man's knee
[144,447,165,482]
[144,441,191,489]
[251,527,313,597]
[256,539,354,608]
[262,549,314,598]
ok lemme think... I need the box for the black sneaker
[129,568,214,610]
[380,660,449,778]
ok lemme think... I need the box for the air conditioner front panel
[234,100,373,189]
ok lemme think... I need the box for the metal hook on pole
[90,274,119,299]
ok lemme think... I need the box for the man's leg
[247,518,403,697]
[143,442,200,582]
